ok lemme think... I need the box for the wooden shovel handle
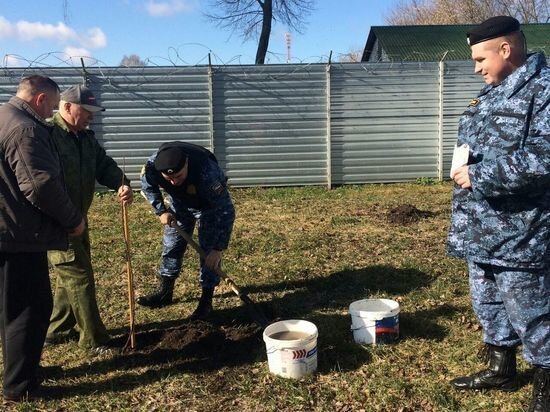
[169,221,243,296]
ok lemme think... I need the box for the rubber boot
[137,276,175,308]
[451,344,518,391]
[528,367,550,412]
[189,288,214,320]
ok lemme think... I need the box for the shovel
[121,200,136,350]
[169,221,269,328]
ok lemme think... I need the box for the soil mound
[387,204,431,224]
[119,320,262,363]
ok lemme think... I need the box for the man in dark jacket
[137,141,235,320]
[0,75,85,402]
[46,85,133,354]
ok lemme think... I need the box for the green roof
[362,24,550,62]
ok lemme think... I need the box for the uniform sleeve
[140,159,168,216]
[4,125,82,230]
[199,159,235,250]
[470,89,550,198]
[92,134,130,190]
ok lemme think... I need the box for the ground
[0,184,535,411]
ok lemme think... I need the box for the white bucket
[349,299,400,345]
[263,319,318,379]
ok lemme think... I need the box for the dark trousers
[0,252,53,398]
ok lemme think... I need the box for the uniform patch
[186,184,197,195]
[469,98,480,107]
[140,165,146,177]
[212,181,225,195]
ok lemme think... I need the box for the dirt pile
[120,320,262,361]
[387,204,431,224]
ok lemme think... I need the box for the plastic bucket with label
[349,299,400,345]
[263,319,318,379]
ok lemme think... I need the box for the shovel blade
[239,294,269,328]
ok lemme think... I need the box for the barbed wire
[0,43,486,103]
[1,41,348,70]
[1,49,483,74]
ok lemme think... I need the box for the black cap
[154,146,188,174]
[467,16,521,46]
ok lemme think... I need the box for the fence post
[326,52,333,189]
[80,58,89,86]
[207,53,215,154]
[437,52,448,181]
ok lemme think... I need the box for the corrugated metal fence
[0,61,491,188]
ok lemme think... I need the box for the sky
[0,0,401,67]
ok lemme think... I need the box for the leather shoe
[451,369,518,391]
[3,384,52,404]
[451,344,518,391]
[44,330,78,347]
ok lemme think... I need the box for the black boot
[189,288,214,320]
[528,367,550,412]
[451,344,518,391]
[137,276,175,308]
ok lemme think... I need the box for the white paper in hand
[450,144,470,178]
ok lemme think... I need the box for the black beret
[154,147,188,174]
[467,16,520,46]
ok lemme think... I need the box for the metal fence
[0,61,489,188]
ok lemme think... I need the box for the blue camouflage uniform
[141,143,235,289]
[447,52,550,367]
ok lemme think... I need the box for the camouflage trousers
[468,260,550,367]
[158,212,221,289]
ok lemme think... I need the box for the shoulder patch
[186,184,197,195]
[212,181,225,195]
[140,165,146,177]
[468,98,480,107]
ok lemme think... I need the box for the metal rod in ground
[169,221,269,328]
[122,201,136,349]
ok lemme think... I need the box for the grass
[1,182,535,411]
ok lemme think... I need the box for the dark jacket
[0,96,83,252]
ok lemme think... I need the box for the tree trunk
[255,0,272,64]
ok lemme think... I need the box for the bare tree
[386,0,549,24]
[120,54,146,67]
[205,0,315,64]
[338,48,363,63]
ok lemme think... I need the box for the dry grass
[1,182,535,411]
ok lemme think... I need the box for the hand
[68,218,85,237]
[452,165,472,189]
[204,249,222,271]
[160,212,175,226]
[118,185,133,205]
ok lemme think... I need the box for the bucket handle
[266,345,312,354]
[266,346,279,355]
[351,313,389,321]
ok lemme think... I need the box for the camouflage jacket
[50,112,129,216]
[447,52,550,268]
[140,143,235,250]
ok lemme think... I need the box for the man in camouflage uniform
[447,16,550,412]
[138,141,235,320]
[46,85,133,354]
